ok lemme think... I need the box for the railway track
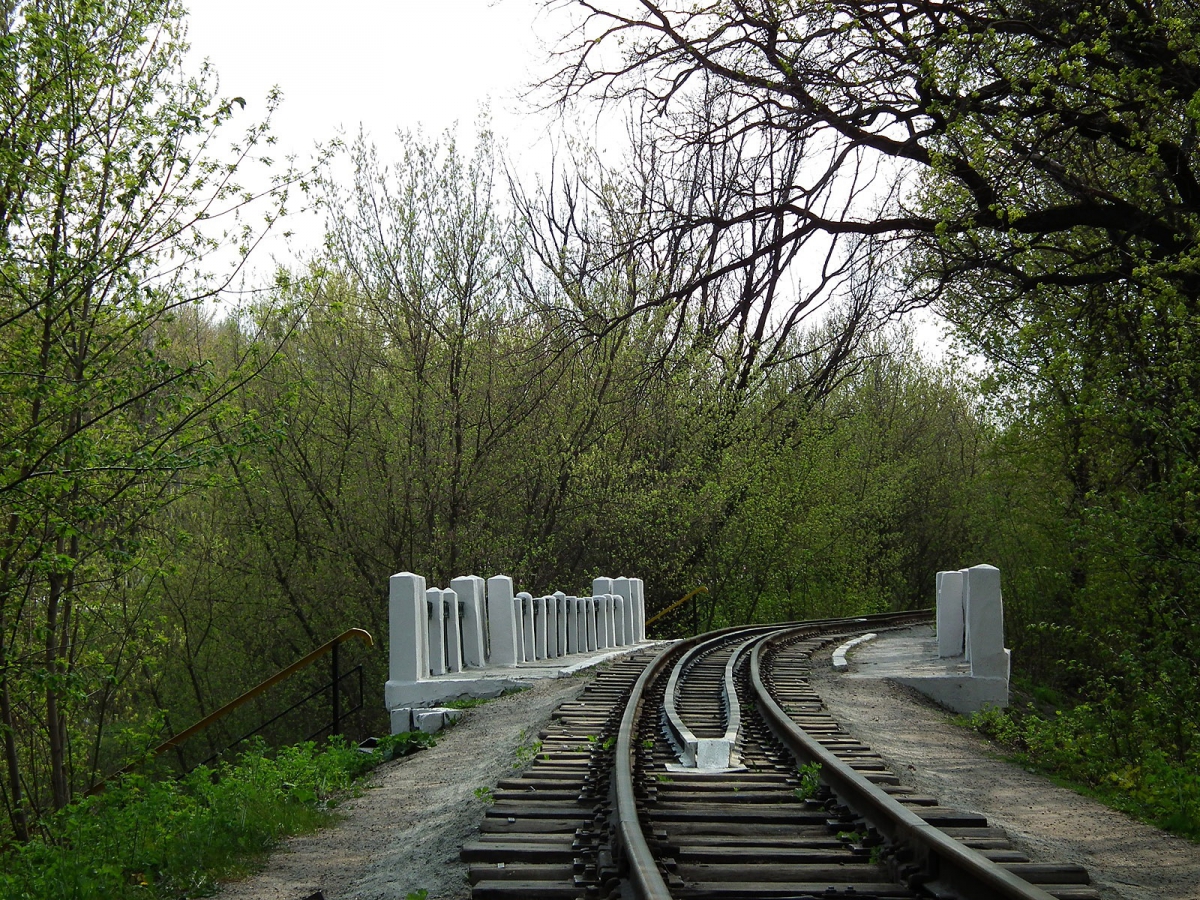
[463,613,1099,900]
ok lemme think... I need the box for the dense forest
[2,0,1198,849]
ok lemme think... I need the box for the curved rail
[616,611,930,897]
[661,627,771,768]
[750,625,1057,900]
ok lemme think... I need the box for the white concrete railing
[385,571,647,712]
[935,564,1010,680]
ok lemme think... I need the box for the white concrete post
[585,597,598,651]
[486,575,520,667]
[519,592,535,661]
[427,588,446,676]
[534,595,549,659]
[964,565,1009,678]
[613,577,633,645]
[633,578,646,642]
[593,577,614,604]
[554,591,568,656]
[566,596,579,653]
[544,595,555,658]
[607,594,619,647]
[452,575,486,667]
[596,595,611,649]
[388,572,428,686]
[444,590,463,673]
[936,570,966,658]
[960,567,973,662]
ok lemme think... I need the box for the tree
[0,0,289,834]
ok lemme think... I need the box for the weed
[793,761,822,801]
[0,732,435,899]
[473,786,495,805]
[513,737,544,769]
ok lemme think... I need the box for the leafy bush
[0,733,434,899]
[964,703,1200,841]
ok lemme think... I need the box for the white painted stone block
[554,592,568,656]
[566,595,579,653]
[444,589,463,673]
[585,597,597,651]
[413,709,444,734]
[519,592,536,662]
[613,577,633,645]
[592,576,614,601]
[635,578,647,642]
[388,572,428,686]
[486,575,520,667]
[964,565,1007,678]
[937,570,966,658]
[389,707,413,734]
[605,595,617,647]
[596,594,610,649]
[695,738,732,769]
[427,588,446,676]
[546,595,558,658]
[452,575,487,667]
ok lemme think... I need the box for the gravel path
[217,676,588,900]
[813,626,1200,900]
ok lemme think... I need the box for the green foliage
[964,703,1200,840]
[0,733,431,899]
[793,762,822,801]
[373,730,437,763]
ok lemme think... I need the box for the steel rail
[615,610,932,897]
[660,626,774,767]
[750,626,1058,900]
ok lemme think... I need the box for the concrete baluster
[964,565,1009,679]
[565,595,579,653]
[387,572,428,687]
[534,595,549,659]
[606,594,618,647]
[427,588,446,676]
[613,577,633,645]
[633,578,646,642]
[585,597,598,651]
[554,591,568,656]
[485,575,520,667]
[452,575,486,667]
[518,592,535,662]
[444,589,463,673]
[936,570,966,658]
[596,594,610,649]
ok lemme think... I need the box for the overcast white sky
[185,0,566,271]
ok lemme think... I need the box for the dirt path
[813,626,1200,900]
[217,676,587,900]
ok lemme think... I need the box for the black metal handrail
[195,663,366,770]
[87,628,373,795]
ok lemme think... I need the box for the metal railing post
[331,640,342,737]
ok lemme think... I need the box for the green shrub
[0,733,434,899]
[963,703,1200,841]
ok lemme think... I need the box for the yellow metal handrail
[87,628,373,795]
[645,586,708,628]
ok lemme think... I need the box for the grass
[0,731,436,900]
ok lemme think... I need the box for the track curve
[464,612,1100,900]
